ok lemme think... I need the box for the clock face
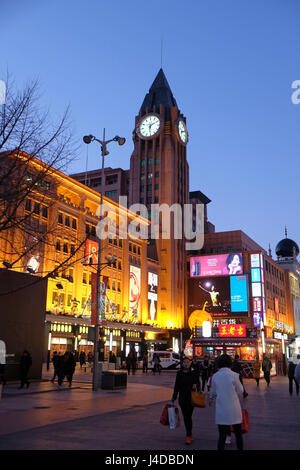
[177,119,188,144]
[137,114,161,139]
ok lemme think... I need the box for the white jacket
[209,367,243,425]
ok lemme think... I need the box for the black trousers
[255,378,260,386]
[20,372,29,388]
[218,424,243,451]
[180,402,194,437]
[142,364,148,373]
[264,372,270,385]
[289,377,299,395]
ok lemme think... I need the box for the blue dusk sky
[1,0,300,254]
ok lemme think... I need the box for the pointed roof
[140,69,177,113]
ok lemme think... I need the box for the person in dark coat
[172,357,200,445]
[152,353,161,375]
[142,352,148,374]
[79,351,86,369]
[0,363,6,386]
[288,361,299,396]
[51,351,60,382]
[19,350,32,389]
[232,354,248,398]
[63,352,76,387]
[201,355,211,392]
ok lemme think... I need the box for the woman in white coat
[209,354,244,450]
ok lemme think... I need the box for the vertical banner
[148,272,158,321]
[129,266,141,320]
[91,273,108,325]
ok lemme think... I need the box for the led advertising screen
[190,253,243,278]
[189,275,248,317]
[230,275,248,312]
[129,265,141,320]
[148,272,158,321]
[253,312,263,327]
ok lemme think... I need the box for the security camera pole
[83,129,126,391]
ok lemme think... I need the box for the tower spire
[285,226,288,238]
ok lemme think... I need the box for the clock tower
[129,69,189,330]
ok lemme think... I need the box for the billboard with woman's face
[190,253,243,278]
[129,266,141,320]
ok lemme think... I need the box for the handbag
[241,409,250,433]
[191,390,206,408]
[160,404,171,425]
[231,409,250,434]
[168,405,180,429]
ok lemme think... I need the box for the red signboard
[84,239,98,265]
[264,326,273,339]
[253,297,262,312]
[219,324,246,337]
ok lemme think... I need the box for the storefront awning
[191,338,257,347]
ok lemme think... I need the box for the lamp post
[83,130,125,391]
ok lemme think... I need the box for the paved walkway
[0,373,299,450]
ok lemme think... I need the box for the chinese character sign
[219,324,246,337]
[91,273,108,325]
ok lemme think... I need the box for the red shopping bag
[160,404,171,425]
[230,409,250,434]
[241,409,250,434]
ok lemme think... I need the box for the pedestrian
[126,353,131,375]
[201,355,211,392]
[152,353,161,375]
[87,351,93,364]
[0,362,6,386]
[56,352,65,386]
[288,360,299,396]
[79,351,86,369]
[208,354,244,451]
[294,355,300,397]
[262,354,272,387]
[63,352,76,387]
[232,354,248,398]
[19,350,32,389]
[142,352,148,374]
[129,348,137,375]
[252,356,261,387]
[171,357,200,445]
[51,351,60,382]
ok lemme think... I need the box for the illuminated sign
[252,283,262,297]
[219,324,246,337]
[253,312,263,327]
[264,326,273,338]
[251,254,260,268]
[91,273,108,325]
[129,266,141,320]
[148,272,158,321]
[190,253,243,278]
[251,268,261,282]
[230,275,248,312]
[84,239,98,265]
[189,274,248,317]
[253,297,262,312]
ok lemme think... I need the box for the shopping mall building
[188,230,299,376]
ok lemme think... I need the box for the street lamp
[83,129,126,391]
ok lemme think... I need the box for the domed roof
[275,238,299,258]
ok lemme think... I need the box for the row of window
[56,239,76,254]
[129,243,141,255]
[105,190,118,197]
[265,260,284,282]
[265,281,285,298]
[108,236,123,247]
[140,184,159,192]
[86,223,97,236]
[26,173,51,190]
[25,198,48,218]
[58,212,77,230]
[140,197,159,204]
[141,172,159,180]
[141,157,159,167]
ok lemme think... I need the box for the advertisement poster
[293,300,300,337]
[129,265,141,320]
[190,253,243,278]
[189,275,248,317]
[148,272,158,321]
[91,274,108,325]
[84,239,98,265]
